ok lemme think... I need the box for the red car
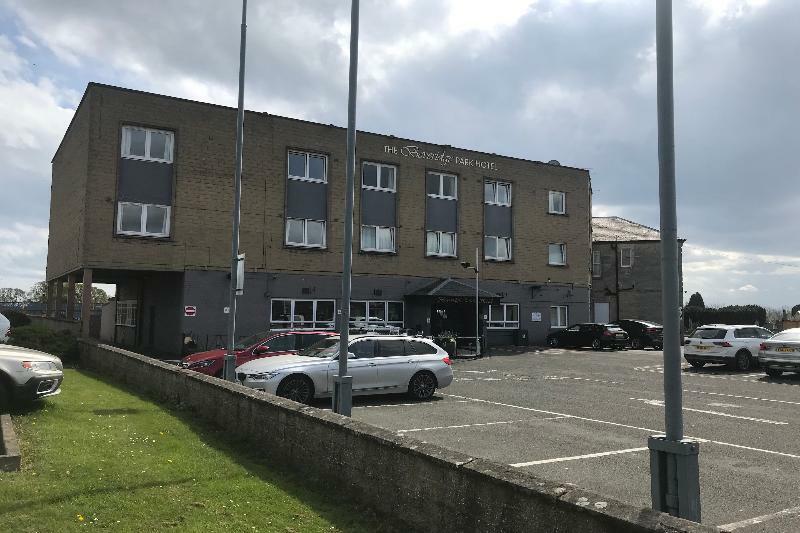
[180,331,335,377]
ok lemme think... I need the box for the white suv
[684,324,773,371]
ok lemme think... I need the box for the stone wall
[79,340,717,533]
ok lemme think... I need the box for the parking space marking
[453,369,498,374]
[685,389,800,407]
[353,400,469,409]
[719,505,800,531]
[510,447,649,467]
[397,416,568,434]
[454,377,504,382]
[630,398,788,425]
[443,393,800,460]
[635,365,799,386]
[544,375,621,385]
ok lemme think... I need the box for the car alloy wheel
[409,372,436,400]
[548,337,559,348]
[277,375,313,404]
[591,339,602,351]
[735,350,752,371]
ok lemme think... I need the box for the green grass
[0,369,384,532]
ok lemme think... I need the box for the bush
[0,309,31,328]
[683,304,767,328]
[8,325,79,363]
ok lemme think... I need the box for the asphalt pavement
[334,348,800,532]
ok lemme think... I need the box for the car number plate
[776,347,794,353]
[615,334,624,338]
[695,345,710,350]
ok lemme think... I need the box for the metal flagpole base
[648,435,701,522]
[223,354,237,382]
[332,375,353,416]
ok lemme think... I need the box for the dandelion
[77,514,85,522]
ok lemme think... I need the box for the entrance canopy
[408,277,501,304]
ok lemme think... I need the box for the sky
[0,0,798,309]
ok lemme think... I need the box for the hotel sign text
[384,145,498,171]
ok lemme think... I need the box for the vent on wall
[301,287,314,295]
[373,289,383,296]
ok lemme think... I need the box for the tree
[0,288,27,305]
[687,292,705,309]
[792,304,800,317]
[25,281,110,306]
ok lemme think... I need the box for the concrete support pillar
[66,274,77,321]
[55,279,65,319]
[81,269,93,338]
[45,281,53,317]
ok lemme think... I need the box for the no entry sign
[184,306,197,317]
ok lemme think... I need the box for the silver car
[0,344,64,409]
[236,334,453,404]
[759,328,800,377]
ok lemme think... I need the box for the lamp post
[460,247,481,357]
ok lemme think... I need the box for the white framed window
[548,243,566,265]
[350,301,404,328]
[548,191,566,214]
[620,245,634,268]
[121,126,174,163]
[116,202,170,237]
[270,299,335,330]
[484,236,512,261]
[550,305,568,329]
[426,231,457,257]
[115,300,137,327]
[362,162,396,192]
[484,180,511,206]
[489,303,519,329]
[287,150,327,183]
[426,172,457,200]
[286,218,326,248]
[592,250,602,278]
[361,225,395,253]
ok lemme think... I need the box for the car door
[562,325,581,347]
[327,338,379,392]
[373,338,417,389]
[578,324,596,347]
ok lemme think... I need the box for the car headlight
[248,371,280,380]
[22,361,58,372]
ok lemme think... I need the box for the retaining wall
[79,340,718,533]
[0,414,21,471]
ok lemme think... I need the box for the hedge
[7,326,79,363]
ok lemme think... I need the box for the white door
[594,303,610,324]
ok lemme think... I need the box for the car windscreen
[692,328,728,340]
[770,330,800,342]
[234,331,269,350]
[298,337,340,358]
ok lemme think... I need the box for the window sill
[362,185,396,194]
[485,201,511,208]
[115,233,172,241]
[285,243,327,250]
[485,257,512,263]
[427,194,457,201]
[426,254,458,260]
[360,249,397,256]
[547,263,568,268]
[121,154,172,164]
[547,212,568,217]
[488,326,520,330]
[288,176,327,184]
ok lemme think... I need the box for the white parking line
[454,377,504,382]
[441,393,800,460]
[398,416,567,433]
[629,398,788,425]
[719,505,800,531]
[453,369,497,374]
[544,375,621,385]
[685,389,800,407]
[353,400,469,409]
[511,447,649,467]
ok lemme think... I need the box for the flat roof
[53,82,590,174]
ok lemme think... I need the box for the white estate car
[236,334,453,404]
[0,344,64,409]
[0,312,10,343]
[683,324,773,371]
[758,328,800,378]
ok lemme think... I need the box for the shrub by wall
[8,326,79,363]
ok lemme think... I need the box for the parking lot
[326,348,800,532]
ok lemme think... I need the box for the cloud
[0,222,48,291]
[733,284,758,292]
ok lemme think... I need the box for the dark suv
[610,319,663,350]
[546,323,629,350]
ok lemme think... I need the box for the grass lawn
[0,369,384,532]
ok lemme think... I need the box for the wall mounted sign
[184,306,197,317]
[384,145,499,171]
[531,312,542,322]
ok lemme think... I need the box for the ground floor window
[426,231,456,257]
[550,305,568,329]
[350,301,403,328]
[116,300,137,327]
[270,299,335,329]
[489,303,519,329]
[117,202,170,237]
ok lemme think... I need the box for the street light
[460,247,481,357]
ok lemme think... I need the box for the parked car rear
[546,323,629,350]
[683,325,772,370]
[758,328,800,378]
[610,319,662,350]
[180,331,336,377]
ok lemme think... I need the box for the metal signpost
[223,0,248,382]
[460,248,481,357]
[333,0,360,416]
[648,0,701,521]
